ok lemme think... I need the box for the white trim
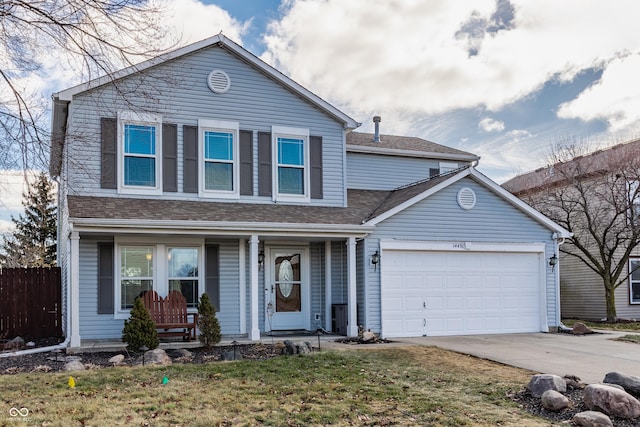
[198,119,240,199]
[69,232,81,348]
[54,34,359,129]
[249,236,260,340]
[272,126,311,203]
[346,144,480,161]
[239,239,247,334]
[346,238,358,337]
[364,167,572,238]
[117,111,163,196]
[324,241,332,331]
[630,258,640,304]
[113,237,204,320]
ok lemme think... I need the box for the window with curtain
[168,247,200,308]
[120,246,154,309]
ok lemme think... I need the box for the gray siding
[216,240,241,334]
[65,46,346,206]
[310,242,325,330]
[347,152,468,190]
[331,241,348,305]
[364,177,558,333]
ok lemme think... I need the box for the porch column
[346,237,358,337]
[69,231,81,348]
[249,235,261,341]
[239,239,247,335]
[324,241,332,331]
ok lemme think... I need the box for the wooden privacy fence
[0,267,62,339]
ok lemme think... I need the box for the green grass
[0,346,549,426]
[563,318,640,331]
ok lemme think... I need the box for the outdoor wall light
[549,254,558,268]
[258,251,265,268]
[371,251,380,270]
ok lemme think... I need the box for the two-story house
[503,139,640,321]
[50,35,569,349]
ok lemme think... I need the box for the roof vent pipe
[373,116,381,142]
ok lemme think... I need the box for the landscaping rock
[26,341,35,348]
[603,371,640,396]
[175,349,193,358]
[583,383,640,419]
[63,360,85,371]
[362,331,376,342]
[564,374,585,390]
[3,336,25,350]
[572,322,594,335]
[108,354,125,365]
[304,341,313,352]
[143,349,172,366]
[296,342,310,354]
[573,410,613,427]
[541,389,570,411]
[65,356,82,363]
[283,340,297,355]
[527,374,567,398]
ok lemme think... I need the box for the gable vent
[207,69,231,94]
[457,187,476,210]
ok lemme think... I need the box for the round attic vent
[457,187,476,210]
[207,69,231,94]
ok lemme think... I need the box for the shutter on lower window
[205,245,220,310]
[163,123,178,192]
[97,242,114,314]
[310,135,323,199]
[258,132,272,197]
[240,130,253,196]
[183,125,198,193]
[101,118,117,189]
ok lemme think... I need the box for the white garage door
[381,249,543,337]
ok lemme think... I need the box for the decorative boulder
[143,349,172,366]
[221,350,243,361]
[362,331,376,342]
[564,374,585,390]
[64,360,86,371]
[604,372,640,397]
[3,336,25,350]
[572,322,594,335]
[527,374,567,398]
[541,389,570,411]
[283,340,297,355]
[583,383,640,419]
[573,410,613,427]
[296,342,310,354]
[108,354,125,365]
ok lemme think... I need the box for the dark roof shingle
[346,132,478,159]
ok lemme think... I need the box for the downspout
[0,214,72,357]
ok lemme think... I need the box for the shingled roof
[346,132,479,161]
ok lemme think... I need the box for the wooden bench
[142,290,198,341]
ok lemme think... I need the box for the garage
[380,242,546,337]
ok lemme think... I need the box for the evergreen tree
[122,297,159,350]
[0,173,57,268]
[198,293,221,348]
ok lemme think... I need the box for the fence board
[0,267,62,339]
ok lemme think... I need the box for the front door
[266,247,309,331]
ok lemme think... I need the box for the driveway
[395,331,640,384]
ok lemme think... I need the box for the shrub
[198,293,221,347]
[122,296,159,350]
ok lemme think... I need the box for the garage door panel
[381,249,543,338]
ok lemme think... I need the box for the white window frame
[272,125,310,203]
[114,238,204,319]
[198,119,240,199]
[628,180,640,224]
[630,258,640,304]
[439,162,458,174]
[117,111,163,195]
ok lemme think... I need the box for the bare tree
[509,139,640,322]
[0,0,171,171]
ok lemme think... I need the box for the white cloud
[557,53,640,131]
[0,170,30,231]
[262,0,640,124]
[479,117,505,132]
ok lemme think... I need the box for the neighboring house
[502,140,640,321]
[50,35,570,349]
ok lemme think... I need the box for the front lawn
[0,346,547,426]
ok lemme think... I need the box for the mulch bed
[0,342,281,375]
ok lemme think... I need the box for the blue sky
[2,0,639,230]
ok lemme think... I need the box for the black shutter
[258,132,272,197]
[310,135,323,199]
[101,118,117,189]
[97,242,114,314]
[240,130,253,196]
[205,245,220,310]
[163,123,178,192]
[183,125,198,193]
[429,168,440,178]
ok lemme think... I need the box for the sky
[2,0,640,230]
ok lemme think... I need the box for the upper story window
[117,111,162,195]
[272,126,310,202]
[630,258,640,304]
[199,119,239,199]
[628,180,640,223]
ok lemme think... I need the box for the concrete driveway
[393,331,640,384]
